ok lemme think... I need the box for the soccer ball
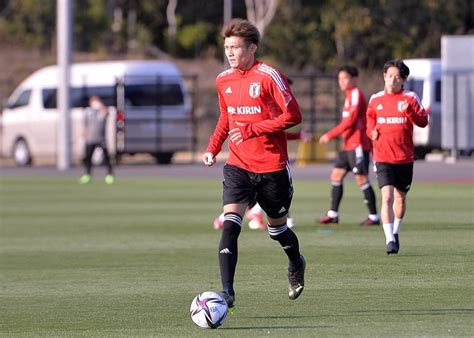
[190,291,228,329]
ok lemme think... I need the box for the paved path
[1,160,473,182]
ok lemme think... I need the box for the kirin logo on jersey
[227,106,262,115]
[249,82,261,98]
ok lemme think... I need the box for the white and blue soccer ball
[190,291,228,329]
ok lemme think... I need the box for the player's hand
[319,134,329,144]
[202,152,216,166]
[229,128,243,145]
[371,126,379,141]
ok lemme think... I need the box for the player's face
[338,71,355,91]
[384,66,404,94]
[224,36,255,71]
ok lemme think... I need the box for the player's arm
[403,95,429,128]
[323,96,360,142]
[205,89,230,160]
[236,80,302,141]
[366,99,378,140]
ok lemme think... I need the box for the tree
[244,0,278,37]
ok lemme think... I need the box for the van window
[405,79,424,99]
[42,84,183,109]
[8,89,31,109]
[124,84,184,106]
[42,86,116,109]
[435,80,441,102]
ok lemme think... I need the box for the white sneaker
[287,217,296,228]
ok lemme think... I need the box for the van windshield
[42,84,184,109]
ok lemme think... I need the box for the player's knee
[222,212,242,238]
[267,223,288,240]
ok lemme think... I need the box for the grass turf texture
[1,176,473,336]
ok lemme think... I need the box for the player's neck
[237,58,256,73]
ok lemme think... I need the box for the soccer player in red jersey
[366,59,428,254]
[202,19,306,308]
[317,66,380,226]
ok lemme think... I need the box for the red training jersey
[206,60,302,173]
[366,89,428,163]
[325,87,371,151]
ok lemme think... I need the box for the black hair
[338,65,359,77]
[383,59,410,79]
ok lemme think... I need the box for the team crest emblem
[249,82,261,98]
[397,100,408,112]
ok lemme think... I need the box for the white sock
[369,214,379,221]
[394,218,403,234]
[383,223,395,244]
[327,210,338,218]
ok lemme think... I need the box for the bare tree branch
[244,0,278,37]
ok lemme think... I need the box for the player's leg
[102,145,114,184]
[374,162,397,254]
[355,174,379,225]
[353,150,379,225]
[213,212,225,230]
[218,164,254,307]
[392,163,413,253]
[246,202,265,230]
[318,153,349,224]
[259,166,305,300]
[393,188,407,252]
[79,143,95,184]
[286,212,296,228]
[219,202,246,306]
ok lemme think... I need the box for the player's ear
[250,43,257,54]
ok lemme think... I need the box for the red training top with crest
[325,87,371,151]
[366,89,428,163]
[206,60,302,173]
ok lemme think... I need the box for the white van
[0,60,193,165]
[403,58,442,157]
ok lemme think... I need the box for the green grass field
[1,176,473,337]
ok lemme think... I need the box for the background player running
[366,59,428,254]
[317,66,379,226]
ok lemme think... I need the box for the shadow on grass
[220,325,334,330]
[352,308,474,316]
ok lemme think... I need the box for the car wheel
[13,139,32,166]
[154,152,173,165]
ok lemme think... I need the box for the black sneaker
[288,255,306,300]
[386,241,398,255]
[394,234,400,252]
[219,291,236,312]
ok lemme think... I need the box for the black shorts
[222,164,293,219]
[334,148,370,175]
[374,162,414,192]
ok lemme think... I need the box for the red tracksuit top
[325,87,371,151]
[206,60,302,173]
[366,89,428,163]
